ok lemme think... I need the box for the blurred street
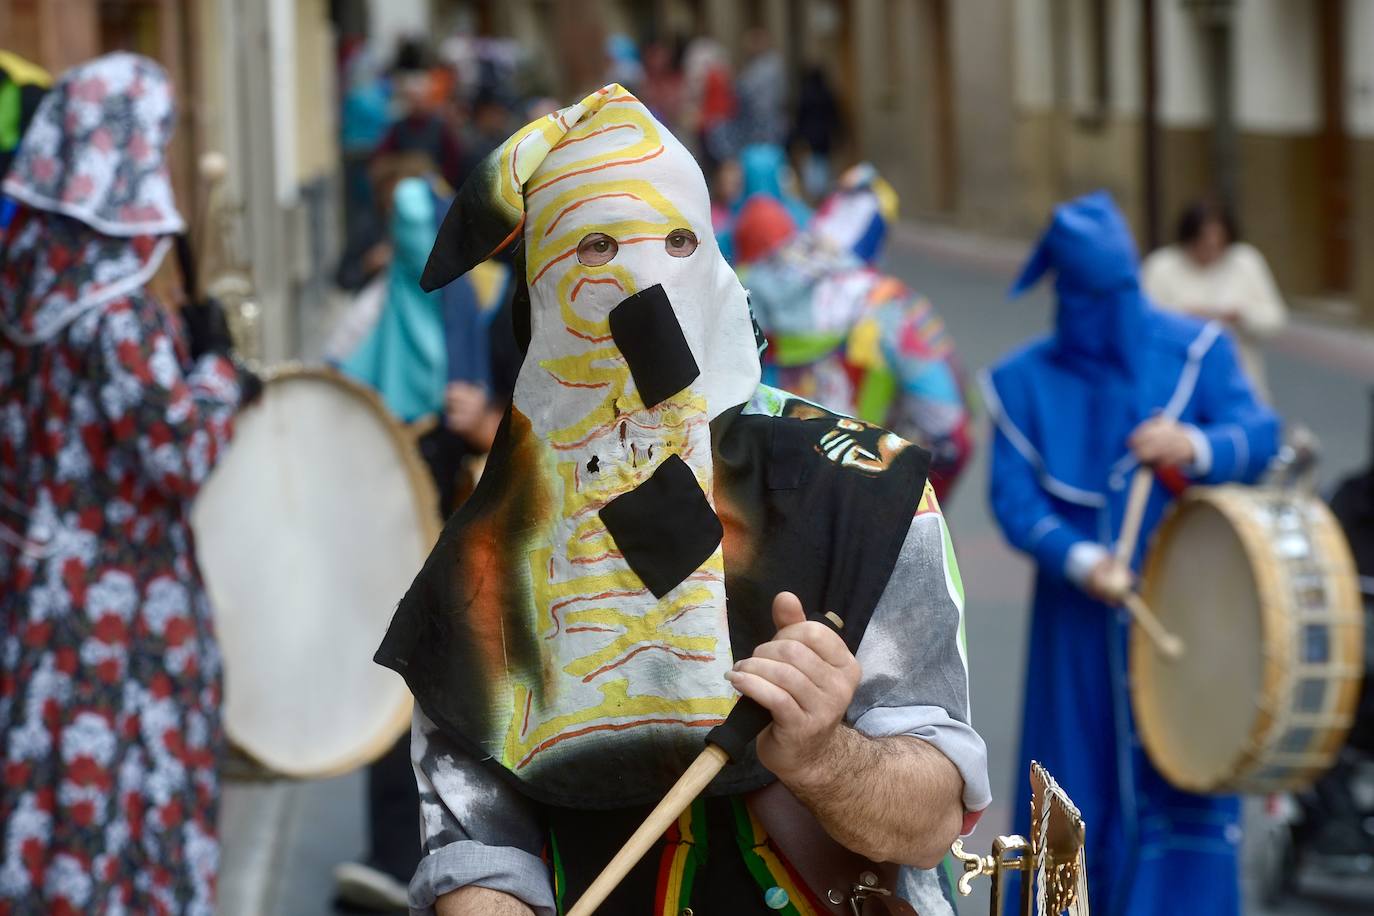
[216,223,1374,916]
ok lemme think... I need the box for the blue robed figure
[982,192,1280,915]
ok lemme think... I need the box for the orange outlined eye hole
[577,232,619,266]
[665,228,699,258]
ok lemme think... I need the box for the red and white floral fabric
[0,53,239,915]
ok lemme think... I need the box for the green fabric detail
[940,518,968,662]
[939,853,961,904]
[729,798,804,916]
[0,81,20,151]
[677,798,708,910]
[771,331,845,367]
[551,829,567,915]
[743,384,791,418]
[855,366,898,424]
[941,515,965,607]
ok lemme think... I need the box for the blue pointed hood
[1011,191,1146,374]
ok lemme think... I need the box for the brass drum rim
[207,364,439,779]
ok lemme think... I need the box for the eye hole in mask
[577,232,619,266]
[664,228,698,258]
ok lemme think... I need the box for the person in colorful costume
[0,50,51,231]
[717,142,811,265]
[809,163,900,266]
[0,51,50,180]
[982,192,1281,916]
[734,194,972,499]
[0,53,250,914]
[374,85,991,916]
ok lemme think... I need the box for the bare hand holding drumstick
[1128,415,1197,468]
[1096,420,1190,659]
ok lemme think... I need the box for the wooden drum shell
[1131,486,1364,795]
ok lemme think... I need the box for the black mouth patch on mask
[599,454,723,599]
[608,284,700,409]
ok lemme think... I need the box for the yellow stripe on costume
[0,51,52,87]
[845,315,885,370]
[917,480,941,516]
[739,806,821,916]
[491,84,630,215]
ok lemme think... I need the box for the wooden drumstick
[1112,466,1185,659]
[1122,592,1184,660]
[1115,466,1154,565]
[566,610,847,915]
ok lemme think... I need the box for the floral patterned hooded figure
[1,52,184,344]
[377,86,933,807]
[0,53,240,914]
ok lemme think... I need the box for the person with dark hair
[1141,197,1286,398]
[792,64,842,200]
[638,38,684,130]
[374,45,466,191]
[459,84,514,180]
[736,28,788,147]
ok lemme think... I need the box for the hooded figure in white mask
[376,86,989,916]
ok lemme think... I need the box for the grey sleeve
[846,509,992,818]
[408,709,556,916]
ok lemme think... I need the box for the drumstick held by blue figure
[1115,466,1186,660]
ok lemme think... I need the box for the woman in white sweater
[1141,198,1286,399]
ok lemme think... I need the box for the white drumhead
[193,369,436,778]
[1135,498,1265,790]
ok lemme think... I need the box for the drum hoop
[1221,490,1364,790]
[1288,497,1364,781]
[1133,486,1365,794]
[216,363,441,779]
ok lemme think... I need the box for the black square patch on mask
[599,454,723,598]
[608,284,700,409]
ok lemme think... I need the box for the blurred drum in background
[1131,484,1364,795]
[192,367,439,778]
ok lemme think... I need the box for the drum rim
[207,363,441,779]
[1131,485,1364,794]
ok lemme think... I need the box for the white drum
[193,367,439,778]
[1132,485,1364,794]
